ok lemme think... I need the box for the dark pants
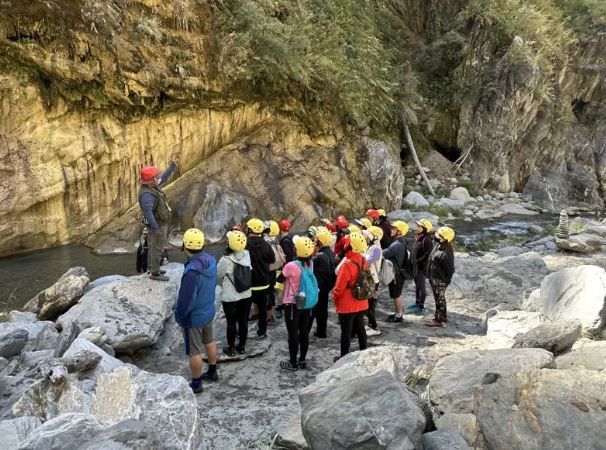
[147,224,167,275]
[365,283,379,328]
[223,298,251,349]
[414,272,427,307]
[267,274,277,310]
[429,279,449,322]
[284,304,311,365]
[309,289,330,337]
[338,311,367,357]
[251,288,268,336]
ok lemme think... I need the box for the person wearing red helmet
[365,209,380,224]
[333,215,350,259]
[138,155,178,281]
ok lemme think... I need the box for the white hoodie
[217,250,253,302]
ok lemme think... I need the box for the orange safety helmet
[278,219,292,232]
[365,209,380,221]
[336,215,349,229]
[140,166,160,182]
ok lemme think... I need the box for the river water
[0,214,560,312]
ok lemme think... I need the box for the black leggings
[223,298,251,349]
[309,289,330,337]
[284,304,311,365]
[339,311,367,357]
[251,288,268,336]
[365,283,379,328]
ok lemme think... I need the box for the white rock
[0,416,42,450]
[450,187,471,203]
[486,310,546,349]
[499,203,539,216]
[435,198,465,210]
[403,191,429,208]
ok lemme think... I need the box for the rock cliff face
[0,0,605,256]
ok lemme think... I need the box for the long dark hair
[297,256,312,267]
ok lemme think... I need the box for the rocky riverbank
[1,213,606,448]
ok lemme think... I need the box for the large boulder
[315,345,418,386]
[272,399,308,450]
[0,328,28,358]
[513,321,582,355]
[426,348,555,414]
[486,310,546,349]
[556,341,606,371]
[85,275,127,293]
[450,187,471,203]
[299,371,426,449]
[62,338,124,379]
[0,416,42,450]
[57,266,182,354]
[53,321,81,358]
[92,366,200,449]
[556,233,606,253]
[404,191,429,208]
[538,265,606,337]
[81,419,162,450]
[17,413,104,450]
[499,203,539,216]
[422,430,471,450]
[23,267,89,320]
[475,369,606,450]
[435,198,465,210]
[11,320,59,352]
[435,413,482,449]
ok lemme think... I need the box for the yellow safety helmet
[416,219,433,233]
[392,220,409,236]
[349,232,368,254]
[315,227,333,247]
[377,209,386,217]
[348,224,361,234]
[183,228,205,250]
[247,218,265,234]
[358,217,373,229]
[437,226,455,243]
[227,230,247,252]
[294,236,315,258]
[268,220,280,237]
[368,226,384,242]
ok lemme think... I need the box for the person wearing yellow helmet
[407,219,434,315]
[245,218,276,339]
[425,227,456,328]
[362,230,382,336]
[309,227,337,338]
[176,228,218,393]
[264,220,287,325]
[217,231,253,357]
[279,236,318,371]
[333,232,369,362]
[383,220,412,323]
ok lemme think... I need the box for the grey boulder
[486,310,545,349]
[62,338,124,379]
[426,348,554,414]
[450,187,471,203]
[556,341,606,371]
[57,267,182,354]
[0,416,42,450]
[475,369,606,450]
[81,419,162,450]
[0,328,28,358]
[85,275,127,293]
[404,191,429,208]
[23,267,89,320]
[53,321,81,358]
[299,371,426,450]
[17,413,104,450]
[422,430,471,450]
[556,233,606,253]
[512,320,582,354]
[271,399,308,450]
[434,413,482,449]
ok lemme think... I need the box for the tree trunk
[403,122,435,196]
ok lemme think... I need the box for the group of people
[138,161,456,393]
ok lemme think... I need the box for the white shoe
[366,327,381,337]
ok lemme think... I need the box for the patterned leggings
[429,279,449,322]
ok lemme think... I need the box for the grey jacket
[217,250,253,302]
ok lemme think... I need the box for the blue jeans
[414,272,427,307]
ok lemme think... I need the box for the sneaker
[386,314,403,323]
[160,269,167,274]
[201,370,219,382]
[223,346,236,357]
[257,333,268,340]
[405,304,422,313]
[405,304,420,311]
[280,361,298,371]
[366,327,381,337]
[235,345,246,355]
[189,379,203,394]
[314,332,327,339]
[275,310,283,319]
[150,273,169,282]
[425,319,443,328]
[333,355,341,363]
[298,360,307,369]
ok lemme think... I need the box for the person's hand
[172,154,179,165]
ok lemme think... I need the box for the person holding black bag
[383,220,411,323]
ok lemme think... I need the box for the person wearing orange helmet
[365,209,380,225]
[138,155,178,281]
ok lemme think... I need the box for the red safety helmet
[335,215,349,229]
[365,209,380,221]
[278,219,292,232]
[325,222,337,233]
[140,166,160,182]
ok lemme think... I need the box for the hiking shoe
[248,314,258,322]
[257,333,268,340]
[280,361,298,371]
[275,310,283,319]
[298,360,307,369]
[314,332,327,339]
[333,355,341,363]
[365,327,381,337]
[235,346,246,355]
[386,314,403,323]
[425,319,443,328]
[189,379,203,394]
[160,269,167,274]
[405,304,422,313]
[201,370,219,382]
[223,346,236,357]
[150,273,169,281]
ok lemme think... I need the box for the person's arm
[140,192,159,231]
[159,161,177,186]
[332,261,352,301]
[216,257,228,285]
[366,245,382,266]
[444,250,456,282]
[265,241,276,265]
[382,241,397,261]
[175,271,196,325]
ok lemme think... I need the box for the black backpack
[348,259,376,300]
[228,263,252,293]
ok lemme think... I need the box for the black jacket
[383,236,408,270]
[246,235,276,288]
[279,235,295,263]
[426,242,455,283]
[313,246,336,292]
[411,233,433,274]
[379,219,393,249]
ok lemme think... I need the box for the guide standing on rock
[425,227,456,328]
[175,228,219,393]
[138,155,178,282]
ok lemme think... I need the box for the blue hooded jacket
[175,252,217,328]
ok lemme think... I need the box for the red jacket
[333,251,369,314]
